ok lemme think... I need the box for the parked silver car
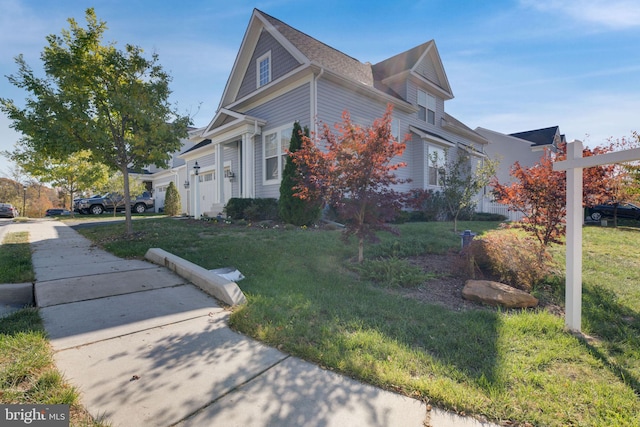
[0,203,19,218]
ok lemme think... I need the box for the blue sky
[1,0,639,175]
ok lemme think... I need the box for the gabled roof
[509,126,561,147]
[372,41,453,99]
[259,10,374,86]
[219,9,377,107]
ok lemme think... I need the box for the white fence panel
[482,201,525,222]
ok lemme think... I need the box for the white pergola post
[554,141,640,332]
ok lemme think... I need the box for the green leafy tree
[291,104,408,263]
[164,181,181,216]
[436,148,498,232]
[0,8,189,234]
[278,122,321,225]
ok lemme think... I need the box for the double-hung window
[418,90,436,125]
[427,144,445,186]
[263,125,294,183]
[257,51,271,88]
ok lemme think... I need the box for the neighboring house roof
[181,139,212,156]
[509,126,561,147]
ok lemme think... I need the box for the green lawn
[0,232,35,283]
[76,218,640,426]
[0,231,106,426]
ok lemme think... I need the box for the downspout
[313,68,325,135]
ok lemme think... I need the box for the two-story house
[151,9,490,217]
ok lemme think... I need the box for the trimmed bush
[224,198,278,221]
[469,230,554,291]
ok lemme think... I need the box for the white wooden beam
[554,147,640,171]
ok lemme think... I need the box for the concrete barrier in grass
[0,282,34,306]
[144,248,246,306]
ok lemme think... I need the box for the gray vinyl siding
[237,29,302,100]
[316,78,414,191]
[415,56,440,85]
[247,82,311,199]
[223,142,241,198]
[187,153,215,171]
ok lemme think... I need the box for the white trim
[257,51,272,88]
[262,123,294,186]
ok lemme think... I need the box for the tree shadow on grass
[580,283,640,395]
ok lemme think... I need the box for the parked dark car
[0,203,18,218]
[589,202,640,221]
[45,208,72,216]
[74,192,154,215]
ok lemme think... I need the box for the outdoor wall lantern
[224,170,235,179]
[193,161,201,176]
[183,180,190,189]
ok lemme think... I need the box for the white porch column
[242,133,255,198]
[565,141,583,332]
[216,143,223,204]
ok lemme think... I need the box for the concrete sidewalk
[2,219,498,427]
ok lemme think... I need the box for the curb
[0,282,34,306]
[144,248,247,306]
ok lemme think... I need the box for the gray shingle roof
[372,41,434,78]
[258,9,374,86]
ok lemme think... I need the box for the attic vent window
[257,51,271,88]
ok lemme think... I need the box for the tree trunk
[122,166,133,235]
[358,236,364,263]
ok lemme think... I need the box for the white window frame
[256,51,272,88]
[263,123,294,185]
[418,90,436,125]
[391,118,400,141]
[426,144,446,187]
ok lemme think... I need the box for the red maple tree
[492,143,618,250]
[290,104,408,262]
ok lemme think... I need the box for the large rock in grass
[462,280,538,308]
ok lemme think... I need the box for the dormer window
[257,51,271,88]
[418,90,436,125]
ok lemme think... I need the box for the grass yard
[0,230,105,426]
[76,218,640,426]
[0,232,35,283]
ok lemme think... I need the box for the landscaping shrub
[405,189,447,221]
[224,198,254,220]
[469,230,554,291]
[163,182,181,216]
[224,198,279,221]
[356,257,431,288]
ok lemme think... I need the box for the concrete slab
[176,356,428,427]
[34,259,155,281]
[31,245,122,269]
[41,285,224,350]
[35,268,188,307]
[53,312,287,427]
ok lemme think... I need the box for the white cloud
[521,0,640,29]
